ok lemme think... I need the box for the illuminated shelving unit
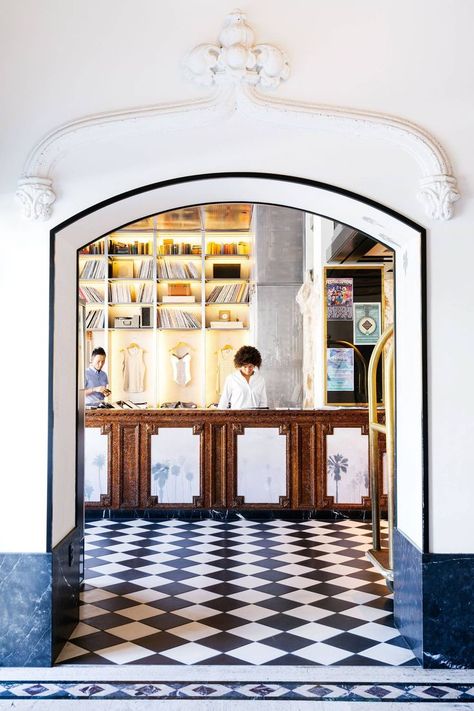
[79,205,255,407]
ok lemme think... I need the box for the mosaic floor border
[1,680,473,701]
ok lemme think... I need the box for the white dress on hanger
[123,345,146,392]
[170,352,191,386]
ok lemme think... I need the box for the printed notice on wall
[353,302,381,345]
[327,277,353,320]
[327,348,354,391]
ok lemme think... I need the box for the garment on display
[121,343,146,393]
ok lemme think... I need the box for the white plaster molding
[418,174,460,221]
[16,177,56,221]
[17,9,459,221]
[184,9,290,89]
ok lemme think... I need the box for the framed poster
[327,348,354,391]
[353,302,381,345]
[327,277,353,320]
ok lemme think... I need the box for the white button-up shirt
[218,370,268,409]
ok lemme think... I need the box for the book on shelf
[85,308,105,329]
[138,260,154,279]
[162,295,196,303]
[80,241,104,255]
[80,260,106,279]
[157,307,201,329]
[108,283,132,303]
[109,240,151,255]
[207,282,249,303]
[157,260,199,279]
[158,240,201,256]
[79,285,104,303]
[210,321,244,329]
[135,282,154,303]
[206,241,249,255]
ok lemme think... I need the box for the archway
[50,173,426,663]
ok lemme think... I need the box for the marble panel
[237,428,287,503]
[84,426,108,502]
[0,553,52,666]
[52,527,82,663]
[326,427,369,504]
[422,553,474,669]
[151,428,200,504]
[393,528,423,663]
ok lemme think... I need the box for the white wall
[0,0,473,553]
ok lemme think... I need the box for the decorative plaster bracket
[418,174,460,221]
[16,176,56,221]
[17,9,460,222]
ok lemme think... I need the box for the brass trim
[367,325,394,571]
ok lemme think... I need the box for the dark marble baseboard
[393,528,474,669]
[85,508,385,522]
[423,553,474,668]
[393,528,423,663]
[0,553,52,666]
[52,527,83,663]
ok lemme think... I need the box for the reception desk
[84,409,386,512]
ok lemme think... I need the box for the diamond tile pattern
[64,518,418,666]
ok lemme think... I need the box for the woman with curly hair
[218,345,267,409]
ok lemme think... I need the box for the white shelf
[158,303,201,307]
[157,254,202,259]
[108,302,154,306]
[205,278,249,283]
[205,254,249,259]
[109,254,154,258]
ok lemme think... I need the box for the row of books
[207,241,249,255]
[80,260,106,279]
[108,283,155,303]
[136,283,155,303]
[157,260,200,279]
[80,241,104,255]
[85,308,105,329]
[79,286,104,303]
[157,308,201,329]
[158,241,202,256]
[108,240,152,255]
[206,283,250,303]
[138,260,154,279]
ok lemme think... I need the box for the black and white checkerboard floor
[57,518,418,666]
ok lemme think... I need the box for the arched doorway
[50,173,426,664]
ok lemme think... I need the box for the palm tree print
[328,453,349,503]
[92,453,105,500]
[152,461,169,502]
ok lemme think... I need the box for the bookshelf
[79,208,254,407]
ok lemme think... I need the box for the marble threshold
[2,664,473,683]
